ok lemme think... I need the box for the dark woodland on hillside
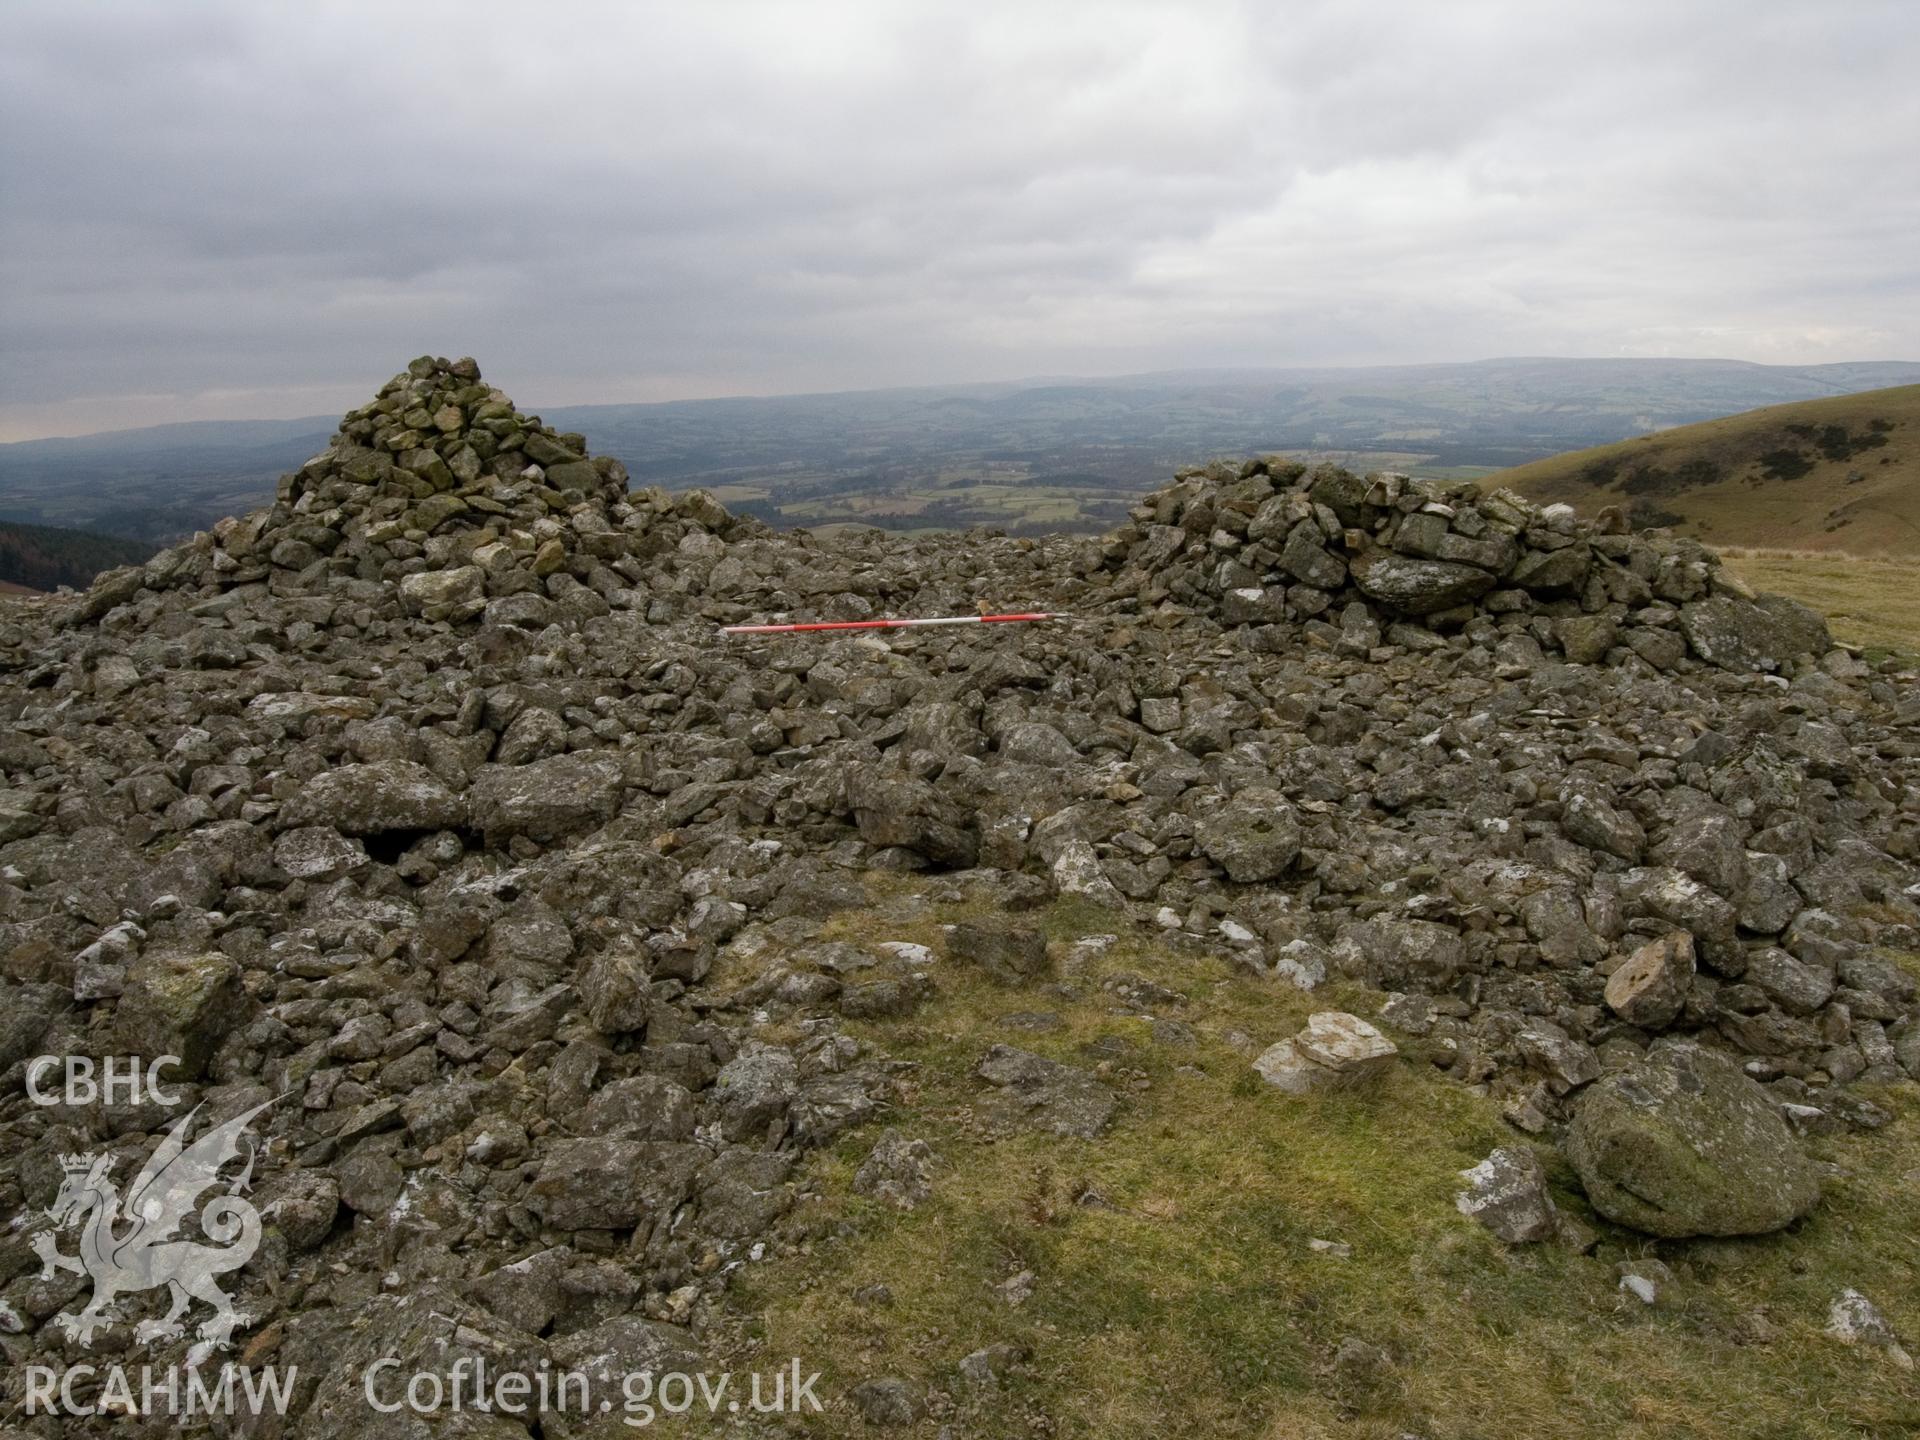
[0,519,155,592]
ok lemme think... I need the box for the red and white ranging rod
[721,611,1068,636]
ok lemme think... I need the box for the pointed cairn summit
[71,356,749,626]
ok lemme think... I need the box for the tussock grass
[714,879,1920,1437]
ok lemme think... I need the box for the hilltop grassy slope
[711,884,1920,1440]
[1487,385,1920,554]
[1720,550,1920,658]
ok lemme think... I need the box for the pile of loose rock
[2,359,1918,1431]
[70,354,758,632]
[1090,454,1833,673]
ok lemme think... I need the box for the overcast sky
[2,0,1916,441]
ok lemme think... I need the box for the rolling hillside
[1488,384,1920,554]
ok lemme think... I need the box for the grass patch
[713,880,1920,1437]
[1720,550,1920,655]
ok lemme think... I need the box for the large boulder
[1620,867,1741,974]
[1253,1012,1398,1095]
[0,983,67,1071]
[280,759,467,834]
[1893,1021,1920,1082]
[1560,782,1646,862]
[115,951,243,1078]
[1334,918,1465,990]
[583,1074,697,1141]
[1456,1146,1559,1244]
[547,1314,709,1415]
[1565,1041,1820,1237]
[272,825,368,882]
[1307,466,1379,527]
[1603,931,1695,1030]
[1679,593,1831,672]
[398,564,485,620]
[0,792,45,844]
[1349,550,1495,614]
[529,1139,702,1230]
[1278,524,1347,589]
[846,769,978,867]
[1747,947,1836,1015]
[947,923,1049,983]
[1193,788,1301,882]
[469,752,623,842]
[1508,544,1591,595]
[712,1041,800,1141]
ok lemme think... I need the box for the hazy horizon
[5,1,1918,442]
[5,352,1920,449]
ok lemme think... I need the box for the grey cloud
[2,0,1916,438]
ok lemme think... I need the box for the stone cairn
[71,354,756,628]
[1,360,1916,1424]
[1092,455,1831,674]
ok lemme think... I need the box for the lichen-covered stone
[1255,1012,1398,1094]
[1349,550,1496,614]
[1566,1041,1820,1237]
[469,752,622,841]
[281,759,467,834]
[115,951,243,1078]
[1193,788,1301,882]
[1680,593,1832,672]
[1456,1146,1558,1244]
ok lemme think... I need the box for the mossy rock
[1565,1040,1819,1237]
[412,494,469,531]
[116,952,243,1078]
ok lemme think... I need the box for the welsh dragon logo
[32,1098,274,1349]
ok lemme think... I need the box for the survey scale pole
[720,612,1068,636]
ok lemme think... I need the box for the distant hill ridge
[1488,384,1920,554]
[5,356,1918,544]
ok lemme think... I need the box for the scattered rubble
[853,1129,937,1211]
[1,358,1917,1432]
[974,1045,1119,1138]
